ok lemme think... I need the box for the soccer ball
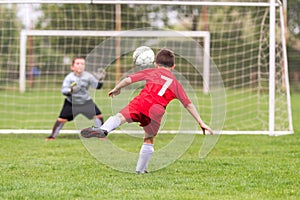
[133,46,155,68]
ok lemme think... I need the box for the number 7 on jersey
[158,75,173,96]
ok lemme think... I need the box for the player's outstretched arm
[108,77,132,98]
[185,103,213,135]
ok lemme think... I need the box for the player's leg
[100,104,136,133]
[80,113,126,138]
[136,136,155,174]
[46,99,73,140]
[135,119,159,174]
[81,104,130,138]
[46,118,68,140]
[100,113,126,132]
[94,114,104,127]
[94,103,104,127]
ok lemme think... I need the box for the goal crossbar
[4,1,280,7]
[20,30,210,93]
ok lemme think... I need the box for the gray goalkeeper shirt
[61,71,98,105]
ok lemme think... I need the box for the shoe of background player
[45,136,55,141]
[80,126,108,138]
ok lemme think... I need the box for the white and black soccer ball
[133,46,155,68]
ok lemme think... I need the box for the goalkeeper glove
[92,68,106,82]
[69,82,77,93]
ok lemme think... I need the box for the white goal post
[15,29,211,135]
[0,0,293,136]
[19,30,211,93]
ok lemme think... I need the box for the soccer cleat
[80,126,108,138]
[136,170,149,174]
[45,136,55,141]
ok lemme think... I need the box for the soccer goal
[0,0,293,136]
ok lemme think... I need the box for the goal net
[0,1,293,136]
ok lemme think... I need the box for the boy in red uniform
[81,48,213,173]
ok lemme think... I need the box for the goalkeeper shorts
[59,99,102,121]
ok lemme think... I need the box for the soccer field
[0,94,299,199]
[0,0,297,198]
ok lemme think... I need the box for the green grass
[0,94,299,199]
[0,88,289,131]
[0,134,299,199]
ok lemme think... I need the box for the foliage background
[0,1,299,91]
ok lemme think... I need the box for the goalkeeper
[81,48,213,173]
[46,57,106,141]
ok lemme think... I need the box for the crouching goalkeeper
[46,57,105,141]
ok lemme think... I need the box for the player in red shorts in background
[81,48,213,173]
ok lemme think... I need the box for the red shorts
[119,104,161,138]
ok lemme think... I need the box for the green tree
[287,0,300,39]
[33,4,152,70]
[0,4,22,81]
[287,0,300,88]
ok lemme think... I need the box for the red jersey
[126,67,191,123]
